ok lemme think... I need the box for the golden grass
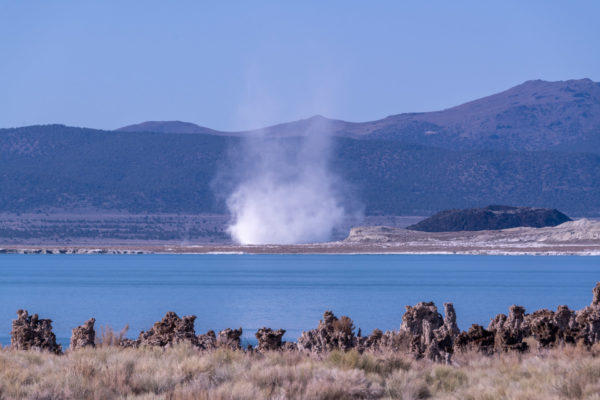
[1,344,600,399]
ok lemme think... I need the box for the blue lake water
[0,254,599,348]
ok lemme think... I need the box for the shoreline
[2,219,599,255]
[1,243,600,256]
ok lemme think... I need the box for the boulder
[10,310,62,354]
[70,318,96,350]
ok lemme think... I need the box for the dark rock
[70,318,96,350]
[456,324,495,355]
[197,330,217,350]
[10,310,62,354]
[526,310,559,348]
[255,327,286,351]
[407,205,571,232]
[138,311,198,347]
[217,328,242,350]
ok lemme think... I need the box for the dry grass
[1,344,600,399]
[96,324,130,347]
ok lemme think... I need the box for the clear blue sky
[1,1,598,131]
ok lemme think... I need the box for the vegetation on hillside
[1,126,599,216]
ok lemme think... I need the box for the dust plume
[225,117,348,245]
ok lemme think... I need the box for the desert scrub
[1,345,600,399]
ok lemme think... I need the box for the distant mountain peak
[116,120,218,134]
[306,114,330,121]
[111,78,599,152]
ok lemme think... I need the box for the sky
[1,1,599,131]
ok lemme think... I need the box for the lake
[0,254,598,348]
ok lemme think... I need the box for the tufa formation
[9,282,600,363]
[10,309,62,354]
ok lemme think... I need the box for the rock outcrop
[126,313,243,350]
[297,311,356,353]
[197,330,217,350]
[456,283,600,353]
[399,301,458,362]
[70,318,96,350]
[524,305,582,348]
[407,205,572,232]
[217,328,243,350]
[10,310,62,354]
[138,312,199,347]
[444,303,460,338]
[487,305,529,352]
[255,327,286,351]
[455,324,495,354]
[574,283,600,345]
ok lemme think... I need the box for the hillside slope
[1,126,599,216]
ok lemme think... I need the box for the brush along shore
[1,344,600,399]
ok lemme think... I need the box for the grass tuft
[0,345,599,399]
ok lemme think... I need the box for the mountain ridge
[116,78,600,152]
[1,79,599,217]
